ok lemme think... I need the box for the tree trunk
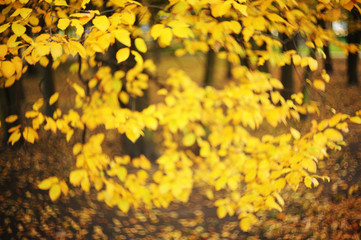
[347,7,361,85]
[0,79,24,146]
[281,34,296,99]
[204,48,216,86]
[42,55,56,116]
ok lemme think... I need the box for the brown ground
[0,56,360,239]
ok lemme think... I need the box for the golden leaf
[135,38,147,53]
[8,130,21,145]
[38,176,59,190]
[183,133,196,146]
[324,128,343,142]
[313,80,325,91]
[116,48,130,63]
[1,60,15,78]
[93,15,110,32]
[121,12,135,25]
[158,28,173,47]
[118,198,130,213]
[308,57,318,71]
[69,169,85,186]
[54,0,67,5]
[57,18,70,30]
[112,29,131,47]
[49,92,59,106]
[49,183,61,201]
[150,24,164,40]
[240,214,258,232]
[0,23,10,33]
[23,127,39,143]
[0,44,7,58]
[216,205,227,218]
[350,116,361,124]
[290,127,300,140]
[50,42,63,59]
[60,180,68,196]
[5,115,18,123]
[11,23,26,36]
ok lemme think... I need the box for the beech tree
[1,0,361,232]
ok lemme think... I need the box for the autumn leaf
[38,176,59,190]
[23,127,39,143]
[1,61,16,78]
[313,80,325,91]
[11,23,26,36]
[93,15,110,32]
[135,38,147,53]
[324,128,343,142]
[57,18,70,30]
[49,92,59,106]
[5,115,18,123]
[49,183,61,201]
[116,48,130,63]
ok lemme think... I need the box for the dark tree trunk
[204,48,216,86]
[318,18,333,73]
[42,55,56,116]
[0,79,24,146]
[347,7,361,85]
[281,34,296,99]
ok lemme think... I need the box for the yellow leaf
[158,28,173,47]
[308,57,318,71]
[8,130,21,145]
[135,38,147,53]
[81,0,90,8]
[49,183,61,201]
[217,205,227,218]
[5,115,18,123]
[290,127,300,140]
[120,12,135,26]
[5,76,16,88]
[112,29,131,47]
[68,40,86,58]
[324,128,343,142]
[2,60,16,78]
[59,180,68,196]
[270,78,284,89]
[116,48,130,63]
[72,83,85,97]
[38,176,59,190]
[317,119,329,131]
[292,54,301,65]
[69,169,85,186]
[265,195,282,211]
[12,23,26,36]
[93,15,110,32]
[172,26,193,38]
[116,166,127,181]
[0,44,7,58]
[54,0,67,5]
[240,214,258,232]
[33,98,44,111]
[57,18,70,30]
[73,143,82,155]
[118,198,130,213]
[304,176,312,188]
[183,133,196,146]
[313,80,325,91]
[210,2,231,17]
[0,23,10,33]
[329,113,344,127]
[81,176,90,192]
[23,127,39,143]
[49,92,59,106]
[233,2,248,16]
[350,116,361,124]
[150,24,165,40]
[50,42,63,59]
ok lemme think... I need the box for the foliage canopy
[1,0,361,231]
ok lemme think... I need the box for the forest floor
[0,57,361,239]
